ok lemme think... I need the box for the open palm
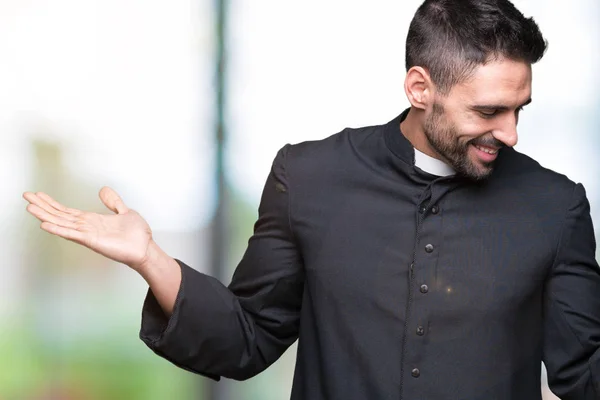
[23,186,153,271]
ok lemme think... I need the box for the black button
[420,284,429,293]
[425,244,434,253]
[431,205,439,214]
[412,368,420,378]
[419,205,426,214]
[416,326,425,336]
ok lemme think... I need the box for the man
[23,0,600,399]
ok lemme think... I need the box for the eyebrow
[472,98,532,111]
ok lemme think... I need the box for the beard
[423,102,503,181]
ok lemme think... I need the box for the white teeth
[474,145,497,155]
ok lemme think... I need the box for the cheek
[456,116,490,142]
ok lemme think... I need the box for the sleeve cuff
[138,259,221,381]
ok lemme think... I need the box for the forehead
[450,59,532,104]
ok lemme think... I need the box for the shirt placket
[401,180,451,399]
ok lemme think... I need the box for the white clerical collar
[413,147,455,177]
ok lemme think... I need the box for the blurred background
[1,0,598,399]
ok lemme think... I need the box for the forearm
[136,239,181,317]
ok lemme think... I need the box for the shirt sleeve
[138,144,304,381]
[543,183,600,399]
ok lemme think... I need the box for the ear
[404,66,433,110]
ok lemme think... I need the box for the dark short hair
[406,0,548,94]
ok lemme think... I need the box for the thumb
[99,186,129,214]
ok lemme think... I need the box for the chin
[457,160,494,182]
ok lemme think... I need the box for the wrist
[136,240,177,281]
[135,239,182,317]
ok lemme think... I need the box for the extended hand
[23,186,153,272]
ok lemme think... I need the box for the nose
[492,114,519,148]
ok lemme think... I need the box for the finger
[23,192,78,222]
[40,222,87,245]
[26,203,79,230]
[36,192,81,216]
[99,186,129,214]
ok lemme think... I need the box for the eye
[479,110,498,118]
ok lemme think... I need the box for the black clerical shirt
[140,109,600,399]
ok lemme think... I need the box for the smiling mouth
[473,145,498,155]
[470,143,500,163]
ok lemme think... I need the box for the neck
[400,107,444,161]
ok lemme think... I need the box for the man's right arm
[138,144,305,381]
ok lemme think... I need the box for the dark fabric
[139,109,600,400]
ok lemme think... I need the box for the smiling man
[23,0,600,399]
[403,59,534,180]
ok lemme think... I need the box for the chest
[294,182,557,315]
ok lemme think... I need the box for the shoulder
[288,123,383,159]
[499,148,575,185]
[277,122,386,174]
[494,147,581,208]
